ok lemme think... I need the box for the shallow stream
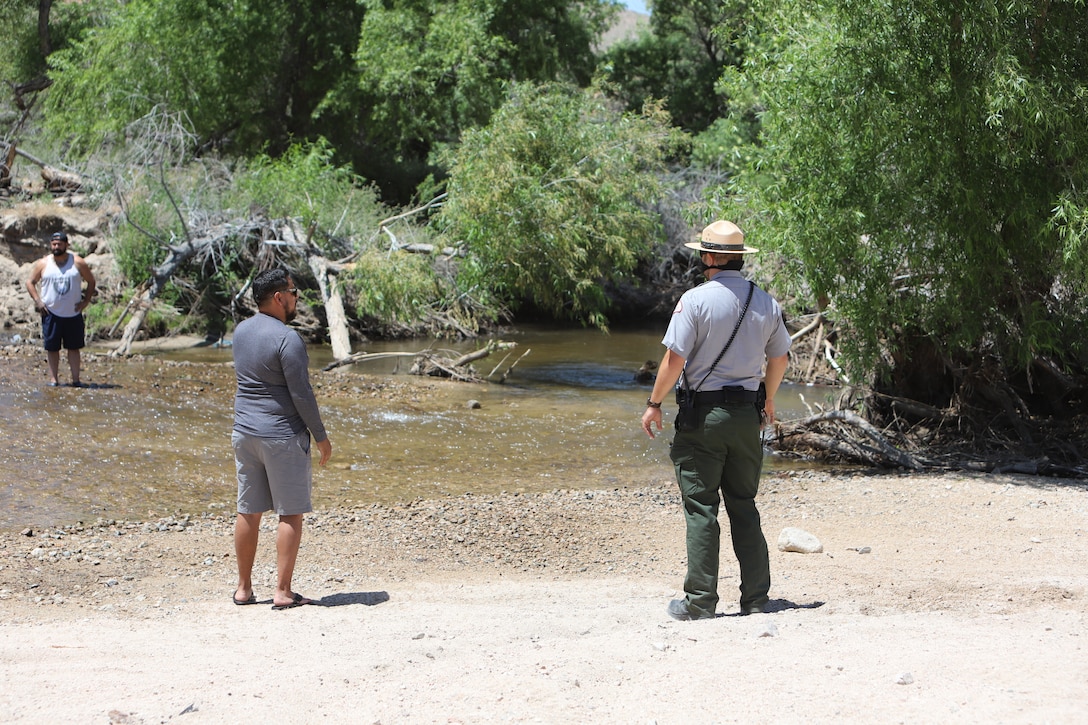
[0,326,835,531]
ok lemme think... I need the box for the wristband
[646,398,662,408]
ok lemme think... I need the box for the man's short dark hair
[252,268,290,303]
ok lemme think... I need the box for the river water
[0,326,835,532]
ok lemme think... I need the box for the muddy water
[0,326,836,531]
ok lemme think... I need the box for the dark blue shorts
[42,312,85,352]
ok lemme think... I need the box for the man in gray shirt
[231,268,333,610]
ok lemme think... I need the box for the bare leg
[46,350,60,385]
[273,514,308,606]
[68,349,82,385]
[235,512,262,602]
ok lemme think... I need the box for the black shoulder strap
[681,281,755,393]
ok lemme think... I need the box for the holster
[674,386,699,432]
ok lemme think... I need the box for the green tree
[0,0,49,85]
[346,0,618,202]
[42,0,363,157]
[603,0,749,134]
[727,0,1088,421]
[438,82,683,329]
[0,0,93,120]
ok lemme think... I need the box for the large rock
[777,526,824,554]
[1,201,108,264]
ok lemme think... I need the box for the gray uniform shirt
[232,312,327,441]
[662,270,792,391]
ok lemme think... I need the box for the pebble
[896,672,914,685]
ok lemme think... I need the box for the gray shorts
[232,430,313,516]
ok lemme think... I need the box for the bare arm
[25,259,46,312]
[74,256,96,312]
[762,353,789,425]
[640,348,686,439]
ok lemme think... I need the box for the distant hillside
[599,9,650,49]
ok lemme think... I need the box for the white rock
[777,527,823,554]
[896,672,914,685]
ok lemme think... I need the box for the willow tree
[41,0,363,157]
[347,0,618,203]
[438,82,683,330]
[726,0,1088,430]
[603,0,749,134]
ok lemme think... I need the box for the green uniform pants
[669,402,769,617]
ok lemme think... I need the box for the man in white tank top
[25,231,97,387]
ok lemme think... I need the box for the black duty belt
[692,387,758,405]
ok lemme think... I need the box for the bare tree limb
[773,409,928,470]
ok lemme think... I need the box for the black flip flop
[271,593,313,610]
[232,594,258,606]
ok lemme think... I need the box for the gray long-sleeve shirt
[232,312,327,442]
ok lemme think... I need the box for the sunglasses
[277,287,299,297]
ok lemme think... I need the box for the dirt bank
[2,468,1085,723]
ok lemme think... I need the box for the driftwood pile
[768,386,1088,478]
[761,313,1087,477]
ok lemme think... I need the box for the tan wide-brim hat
[684,220,759,254]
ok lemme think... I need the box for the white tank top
[40,254,83,318]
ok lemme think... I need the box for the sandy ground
[1,468,1086,724]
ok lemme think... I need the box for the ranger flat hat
[684,220,759,254]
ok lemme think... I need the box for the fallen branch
[108,280,151,338]
[322,351,419,372]
[772,409,928,470]
[296,218,352,361]
[110,221,261,356]
[495,348,532,384]
[790,313,823,342]
[411,340,518,382]
[450,341,516,368]
[824,339,849,383]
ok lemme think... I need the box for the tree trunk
[110,235,220,357]
[307,254,352,361]
[38,0,53,57]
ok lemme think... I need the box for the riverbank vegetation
[2,0,1085,474]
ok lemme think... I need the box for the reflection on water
[0,325,837,531]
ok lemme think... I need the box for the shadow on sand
[721,598,825,618]
[44,382,122,390]
[317,591,390,607]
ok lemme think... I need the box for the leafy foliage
[37,0,615,205]
[603,0,749,134]
[113,137,485,338]
[725,0,1088,401]
[344,0,617,202]
[0,1,45,86]
[42,0,363,157]
[347,250,447,331]
[353,0,614,148]
[231,140,384,253]
[438,82,683,329]
[0,0,92,83]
